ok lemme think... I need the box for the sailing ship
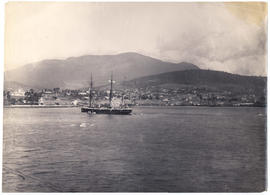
[81,73,132,115]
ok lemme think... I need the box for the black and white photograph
[1,1,267,192]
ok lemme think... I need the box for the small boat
[81,73,132,115]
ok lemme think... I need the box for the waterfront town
[3,85,266,107]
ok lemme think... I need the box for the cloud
[155,3,267,76]
[4,2,267,76]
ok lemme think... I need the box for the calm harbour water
[3,106,266,192]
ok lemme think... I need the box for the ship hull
[81,107,132,115]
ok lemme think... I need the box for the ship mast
[89,73,93,108]
[109,72,113,107]
[121,93,124,107]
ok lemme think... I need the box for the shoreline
[3,104,266,108]
[3,105,78,108]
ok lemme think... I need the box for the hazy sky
[4,2,267,76]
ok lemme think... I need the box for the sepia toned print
[3,2,267,192]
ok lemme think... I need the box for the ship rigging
[81,73,132,115]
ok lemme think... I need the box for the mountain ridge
[122,69,266,96]
[5,52,199,89]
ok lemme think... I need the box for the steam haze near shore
[4,2,267,76]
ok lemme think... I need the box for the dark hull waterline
[81,107,132,115]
